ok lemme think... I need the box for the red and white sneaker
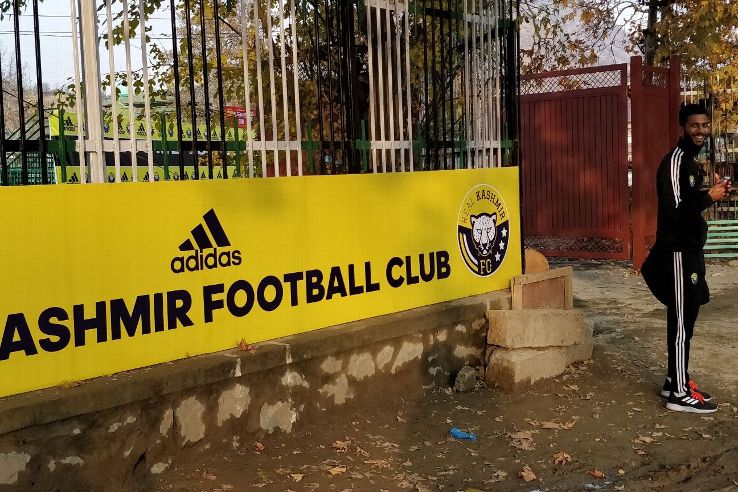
[666,390,718,414]
[660,378,712,401]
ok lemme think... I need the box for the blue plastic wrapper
[449,427,477,442]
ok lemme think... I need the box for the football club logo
[689,175,696,187]
[457,184,510,277]
[691,272,698,285]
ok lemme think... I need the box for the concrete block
[486,344,593,391]
[511,267,573,309]
[487,309,592,348]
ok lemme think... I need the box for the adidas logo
[170,209,242,274]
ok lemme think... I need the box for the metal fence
[0,0,519,186]
[681,77,738,220]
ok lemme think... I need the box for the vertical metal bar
[431,0,439,169]
[265,0,280,175]
[367,2,377,173]
[139,0,155,181]
[241,0,255,177]
[169,0,185,178]
[254,0,268,175]
[345,1,361,174]
[32,0,47,184]
[214,0,228,177]
[404,1,413,171]
[69,0,87,183]
[485,1,492,167]
[440,0,447,169]
[312,0,325,173]
[278,0,292,176]
[494,0,501,167]
[13,0,28,184]
[450,0,456,169]
[463,0,470,168]
[289,0,304,175]
[183,0,199,178]
[0,49,6,185]
[161,112,170,179]
[124,0,141,179]
[376,5,386,172]
[334,0,346,172]
[106,0,121,182]
[197,0,213,178]
[472,0,480,167]
[423,0,430,169]
[394,0,405,171]
[385,2,396,171]
[59,106,67,183]
[233,114,241,177]
[326,0,337,173]
[80,0,106,183]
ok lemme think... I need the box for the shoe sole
[660,390,712,402]
[665,402,718,413]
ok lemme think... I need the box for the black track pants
[642,248,709,395]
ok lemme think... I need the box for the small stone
[454,366,477,393]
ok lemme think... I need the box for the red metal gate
[520,64,630,259]
[631,56,681,269]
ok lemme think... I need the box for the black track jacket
[654,137,713,252]
[641,137,713,306]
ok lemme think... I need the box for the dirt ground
[155,261,738,492]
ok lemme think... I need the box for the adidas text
[171,249,242,274]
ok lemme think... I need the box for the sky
[0,1,173,92]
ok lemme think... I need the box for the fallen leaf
[355,446,370,457]
[253,442,265,452]
[562,421,576,429]
[618,469,626,475]
[553,451,572,465]
[332,440,350,453]
[636,449,647,455]
[221,486,234,491]
[363,460,391,469]
[510,430,534,440]
[655,424,667,429]
[519,465,536,482]
[541,421,562,430]
[238,339,256,351]
[634,436,654,444]
[327,465,347,476]
[289,474,304,482]
[589,469,605,479]
[203,472,217,480]
[509,430,535,450]
[632,407,644,412]
[564,384,579,391]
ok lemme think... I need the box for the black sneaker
[666,391,718,414]
[660,378,712,401]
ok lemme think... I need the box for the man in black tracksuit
[641,104,731,414]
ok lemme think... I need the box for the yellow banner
[0,168,521,397]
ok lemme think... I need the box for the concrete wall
[0,291,510,491]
